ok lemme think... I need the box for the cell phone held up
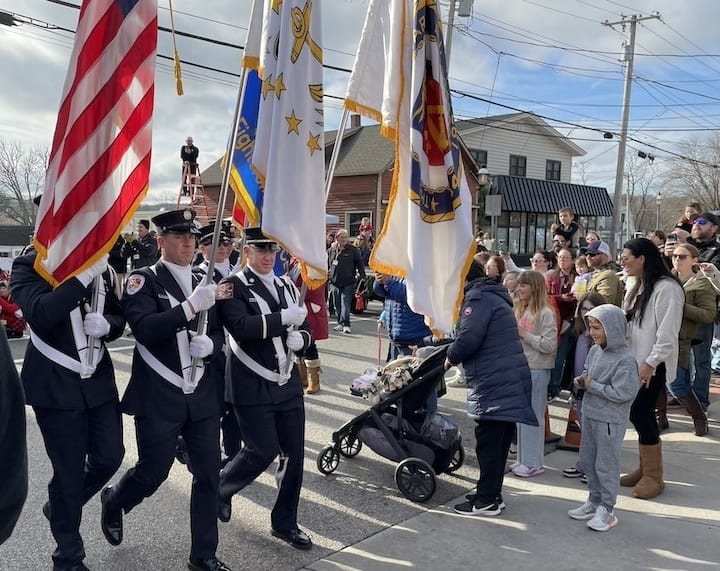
[666,233,677,244]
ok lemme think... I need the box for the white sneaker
[586,505,618,532]
[568,501,597,521]
[511,464,544,478]
[342,326,352,333]
[333,325,344,332]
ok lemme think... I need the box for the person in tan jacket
[585,241,623,307]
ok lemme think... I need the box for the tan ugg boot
[633,443,664,499]
[305,359,321,394]
[620,444,643,487]
[295,357,308,388]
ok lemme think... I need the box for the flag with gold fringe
[33,0,157,286]
[245,0,327,288]
[344,0,475,335]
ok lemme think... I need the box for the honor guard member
[192,222,242,464]
[10,252,125,571]
[215,228,313,550]
[100,209,231,571]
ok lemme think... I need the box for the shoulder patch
[464,306,473,316]
[126,274,145,296]
[216,281,234,300]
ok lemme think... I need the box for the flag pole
[324,108,350,201]
[190,65,249,381]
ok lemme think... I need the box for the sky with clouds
[1,0,719,203]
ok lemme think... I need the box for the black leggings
[629,362,665,446]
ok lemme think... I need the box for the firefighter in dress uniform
[99,209,231,571]
[192,222,242,465]
[10,251,125,571]
[215,228,313,550]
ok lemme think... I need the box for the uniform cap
[244,227,280,252]
[151,209,200,235]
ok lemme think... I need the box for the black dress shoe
[187,556,231,571]
[53,563,89,571]
[43,501,51,521]
[218,495,231,523]
[270,527,313,550]
[100,486,123,546]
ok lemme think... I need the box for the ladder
[177,162,211,225]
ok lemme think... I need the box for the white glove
[280,305,307,326]
[83,312,111,337]
[286,330,304,351]
[189,334,214,359]
[187,283,217,313]
[14,309,23,318]
[76,254,109,287]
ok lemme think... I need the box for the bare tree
[624,153,660,233]
[0,140,47,225]
[662,133,720,211]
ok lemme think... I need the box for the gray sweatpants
[578,417,626,510]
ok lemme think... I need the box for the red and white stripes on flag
[34,0,157,286]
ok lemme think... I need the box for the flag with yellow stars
[247,0,327,288]
[344,0,475,335]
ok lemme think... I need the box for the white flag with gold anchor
[248,0,327,288]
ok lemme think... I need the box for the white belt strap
[228,336,290,385]
[30,328,105,378]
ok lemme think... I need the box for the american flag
[34,0,158,285]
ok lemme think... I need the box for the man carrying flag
[12,0,158,567]
[11,252,125,571]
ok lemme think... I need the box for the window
[469,148,487,167]
[509,155,527,177]
[546,160,561,181]
[347,211,372,238]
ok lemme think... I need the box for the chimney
[350,114,361,128]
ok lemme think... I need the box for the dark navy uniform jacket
[216,266,310,407]
[120,261,224,422]
[10,253,125,410]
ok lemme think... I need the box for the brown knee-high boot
[633,443,664,499]
[305,359,321,394]
[620,444,643,487]
[295,357,308,388]
[679,393,708,436]
[655,386,669,431]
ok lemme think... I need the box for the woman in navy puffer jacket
[447,261,537,516]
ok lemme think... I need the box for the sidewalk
[304,398,720,571]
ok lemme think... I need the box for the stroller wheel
[338,434,363,458]
[317,445,340,475]
[447,442,465,473]
[394,458,436,503]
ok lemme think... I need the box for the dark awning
[490,175,613,216]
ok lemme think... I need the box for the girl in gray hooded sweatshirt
[567,304,639,532]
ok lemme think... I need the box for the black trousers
[472,419,514,506]
[108,413,221,560]
[34,401,124,567]
[220,398,305,532]
[630,362,665,445]
[221,403,242,460]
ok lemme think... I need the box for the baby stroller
[316,345,464,502]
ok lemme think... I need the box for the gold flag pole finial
[168,0,184,96]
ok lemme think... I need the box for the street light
[655,193,663,229]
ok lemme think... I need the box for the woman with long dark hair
[620,238,684,499]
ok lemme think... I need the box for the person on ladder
[181,136,199,197]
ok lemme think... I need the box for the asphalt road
[1,302,486,571]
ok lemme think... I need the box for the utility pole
[445,0,458,63]
[603,12,660,256]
